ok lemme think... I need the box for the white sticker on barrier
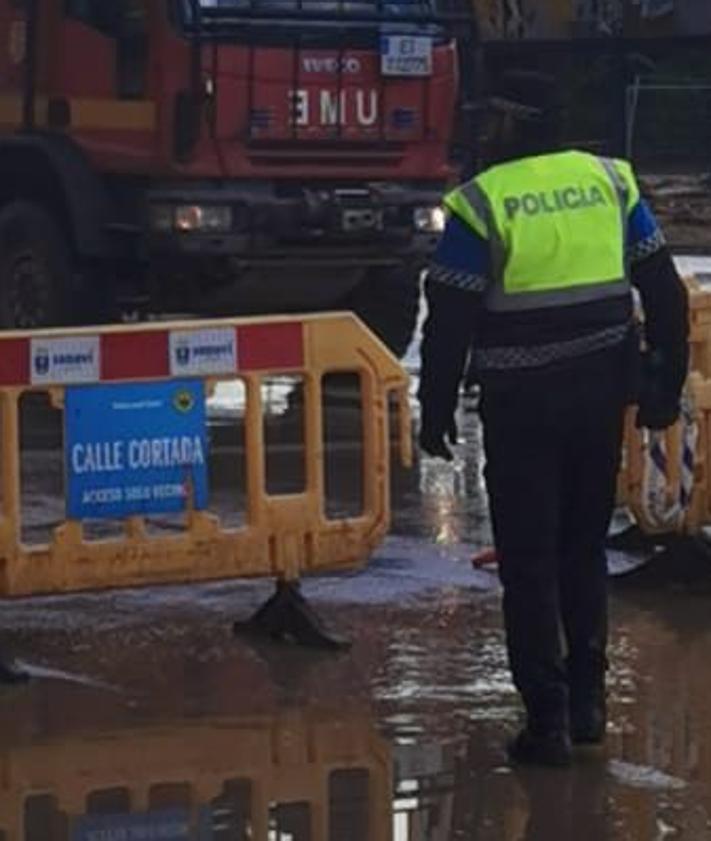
[169,328,237,377]
[30,336,101,385]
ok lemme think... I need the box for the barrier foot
[0,657,29,685]
[234,581,351,651]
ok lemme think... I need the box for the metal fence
[627,83,711,172]
[478,36,711,174]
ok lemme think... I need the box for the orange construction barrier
[0,313,411,654]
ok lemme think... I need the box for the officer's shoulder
[472,159,521,186]
[446,166,497,199]
[606,156,638,181]
[600,157,642,209]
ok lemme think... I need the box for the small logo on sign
[173,388,195,414]
[175,342,191,368]
[33,347,50,377]
[169,329,237,377]
[30,337,100,385]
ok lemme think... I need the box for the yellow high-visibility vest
[444,150,638,312]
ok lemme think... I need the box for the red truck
[0,0,470,354]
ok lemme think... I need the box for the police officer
[419,72,689,766]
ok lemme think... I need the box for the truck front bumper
[144,181,445,261]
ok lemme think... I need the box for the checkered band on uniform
[473,323,631,371]
[428,262,488,293]
[630,229,666,264]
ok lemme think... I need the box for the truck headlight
[175,204,233,233]
[149,204,233,233]
[414,206,446,234]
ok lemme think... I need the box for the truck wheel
[346,265,421,358]
[0,202,72,329]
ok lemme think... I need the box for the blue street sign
[73,809,192,841]
[65,380,208,521]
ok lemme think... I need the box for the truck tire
[345,265,421,358]
[0,202,72,329]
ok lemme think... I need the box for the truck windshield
[183,0,463,23]
[178,0,470,39]
[197,0,436,13]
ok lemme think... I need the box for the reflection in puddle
[4,698,475,841]
[7,705,393,841]
[394,393,491,548]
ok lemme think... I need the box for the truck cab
[0,0,472,354]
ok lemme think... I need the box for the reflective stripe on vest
[444,151,635,313]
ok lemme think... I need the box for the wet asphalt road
[3,329,711,839]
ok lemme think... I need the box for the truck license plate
[380,35,433,78]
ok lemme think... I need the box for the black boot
[567,651,608,746]
[509,685,573,767]
[570,694,607,746]
[508,727,573,768]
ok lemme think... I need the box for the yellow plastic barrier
[687,275,711,380]
[0,707,392,840]
[0,313,411,599]
[618,277,711,535]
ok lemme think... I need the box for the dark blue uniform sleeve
[628,199,666,264]
[628,199,689,405]
[419,217,489,436]
[428,215,490,291]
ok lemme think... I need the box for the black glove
[419,418,458,462]
[636,350,681,431]
[636,399,680,431]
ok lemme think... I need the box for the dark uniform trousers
[479,344,630,732]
